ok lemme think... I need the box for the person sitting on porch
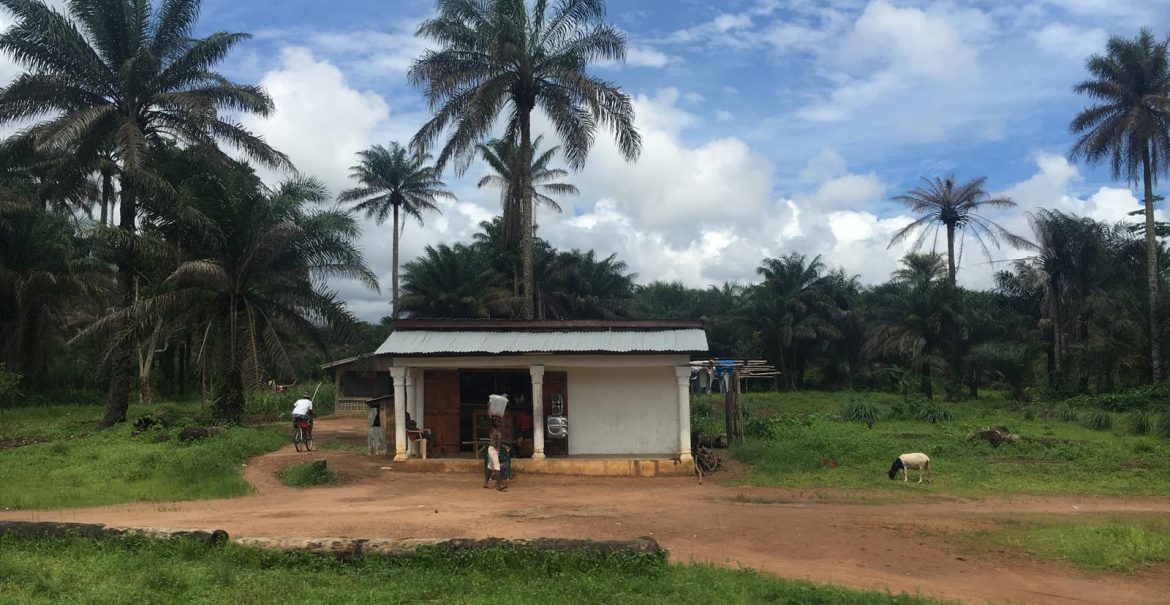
[405,412,432,456]
[514,408,533,455]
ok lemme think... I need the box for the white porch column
[412,368,425,429]
[390,367,408,461]
[675,366,693,464]
[530,365,546,460]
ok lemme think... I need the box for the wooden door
[544,371,568,456]
[423,370,460,455]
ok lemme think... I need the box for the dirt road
[6,416,1170,605]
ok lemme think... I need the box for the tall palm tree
[338,143,451,318]
[1070,29,1170,381]
[410,0,641,319]
[477,135,578,247]
[888,176,1022,286]
[0,0,290,427]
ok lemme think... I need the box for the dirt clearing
[5,416,1170,605]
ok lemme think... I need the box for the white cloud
[241,47,391,193]
[627,46,673,68]
[842,1,981,80]
[1032,23,1107,62]
[714,109,734,123]
[800,149,848,182]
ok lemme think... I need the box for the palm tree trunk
[519,111,536,320]
[392,203,400,319]
[100,185,135,428]
[100,169,113,226]
[946,222,957,286]
[920,359,933,399]
[1142,145,1161,382]
[1050,283,1063,389]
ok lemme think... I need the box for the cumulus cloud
[241,47,391,192]
[1032,22,1108,62]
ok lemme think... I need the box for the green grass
[715,391,1170,497]
[954,515,1170,573]
[0,535,950,605]
[0,401,286,510]
[277,462,337,487]
[318,437,364,452]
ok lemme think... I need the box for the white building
[357,319,708,477]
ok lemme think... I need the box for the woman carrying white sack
[484,394,508,491]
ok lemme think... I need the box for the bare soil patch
[0,435,51,450]
[4,415,1170,605]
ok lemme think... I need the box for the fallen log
[0,520,662,560]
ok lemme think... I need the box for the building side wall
[563,365,679,456]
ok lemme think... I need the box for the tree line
[0,0,1167,424]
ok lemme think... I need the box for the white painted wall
[562,365,680,456]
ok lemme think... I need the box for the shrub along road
[2,416,1169,605]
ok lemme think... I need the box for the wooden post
[723,375,733,444]
[735,369,746,443]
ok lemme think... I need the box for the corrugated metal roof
[374,328,709,356]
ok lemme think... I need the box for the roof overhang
[374,319,709,357]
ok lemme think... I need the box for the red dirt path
[6,416,1170,605]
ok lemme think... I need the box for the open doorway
[457,370,533,455]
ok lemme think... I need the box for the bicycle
[293,417,313,452]
[693,443,720,484]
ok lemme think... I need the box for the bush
[889,398,953,423]
[1082,409,1113,431]
[0,363,22,407]
[839,399,881,428]
[1127,409,1153,435]
[1153,414,1170,439]
[277,462,336,487]
[690,400,723,437]
[1037,404,1078,422]
[744,415,778,440]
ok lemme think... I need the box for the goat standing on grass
[888,453,932,484]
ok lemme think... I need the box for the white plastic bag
[488,394,508,417]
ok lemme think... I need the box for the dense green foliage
[0,536,949,605]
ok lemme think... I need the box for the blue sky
[9,0,1170,320]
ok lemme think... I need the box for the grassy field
[952,514,1170,573]
[0,535,950,605]
[0,401,286,510]
[698,391,1170,497]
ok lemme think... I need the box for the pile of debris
[968,425,1021,448]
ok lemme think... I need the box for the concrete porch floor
[389,455,693,477]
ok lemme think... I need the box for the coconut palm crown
[888,175,1023,286]
[409,0,641,319]
[477,135,578,247]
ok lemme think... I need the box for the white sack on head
[488,394,509,417]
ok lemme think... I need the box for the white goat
[887,452,932,483]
